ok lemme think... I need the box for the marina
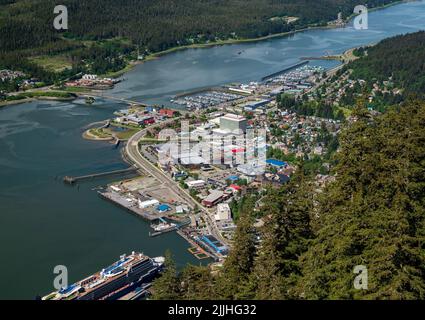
[261,61,310,81]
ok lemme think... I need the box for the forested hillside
[0,0,398,53]
[152,99,425,300]
[349,31,425,94]
[324,31,425,111]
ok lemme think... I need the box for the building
[171,152,206,166]
[185,180,206,189]
[125,115,154,126]
[266,158,288,168]
[159,108,176,118]
[215,203,232,221]
[156,204,171,213]
[237,162,266,177]
[227,184,242,193]
[82,74,98,80]
[202,190,224,207]
[141,116,155,125]
[226,175,239,183]
[198,234,229,255]
[239,99,271,111]
[138,199,159,209]
[220,113,247,133]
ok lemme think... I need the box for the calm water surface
[1,0,425,299]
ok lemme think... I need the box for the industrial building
[138,198,160,209]
[239,99,271,111]
[202,190,224,207]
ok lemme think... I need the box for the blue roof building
[156,204,171,213]
[266,159,288,167]
[227,175,239,182]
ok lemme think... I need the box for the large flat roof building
[220,113,247,133]
[215,203,232,221]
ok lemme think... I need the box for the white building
[82,74,98,80]
[219,113,247,133]
[215,203,232,221]
[138,199,159,209]
[185,180,206,189]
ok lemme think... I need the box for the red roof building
[229,184,242,192]
[159,109,176,118]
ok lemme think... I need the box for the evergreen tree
[249,172,315,299]
[180,265,216,300]
[299,100,425,299]
[151,250,181,300]
[216,209,256,299]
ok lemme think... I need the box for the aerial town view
[1,0,425,311]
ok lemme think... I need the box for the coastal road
[124,119,230,246]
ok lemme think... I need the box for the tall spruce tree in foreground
[179,264,216,300]
[216,206,257,299]
[247,173,315,299]
[299,100,425,299]
[151,250,181,299]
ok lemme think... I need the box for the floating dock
[261,60,309,81]
[177,230,219,261]
[149,217,191,237]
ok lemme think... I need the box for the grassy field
[29,55,72,72]
[88,128,112,139]
[114,128,140,140]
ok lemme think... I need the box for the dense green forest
[0,0,398,52]
[0,0,398,84]
[338,31,425,103]
[152,98,425,299]
[349,31,425,94]
[280,30,425,118]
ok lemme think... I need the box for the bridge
[80,92,149,107]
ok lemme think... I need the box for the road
[124,118,230,246]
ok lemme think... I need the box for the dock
[63,167,138,184]
[173,86,224,99]
[98,190,168,221]
[149,226,178,237]
[261,60,309,81]
[149,217,191,237]
[300,56,342,61]
[177,230,219,261]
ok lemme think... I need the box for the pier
[98,190,168,221]
[300,55,342,61]
[63,167,138,184]
[261,60,309,81]
[149,217,191,237]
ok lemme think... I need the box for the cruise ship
[43,252,164,300]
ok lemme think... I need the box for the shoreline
[0,95,76,108]
[0,0,414,109]
[140,0,409,60]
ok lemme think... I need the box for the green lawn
[29,55,72,72]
